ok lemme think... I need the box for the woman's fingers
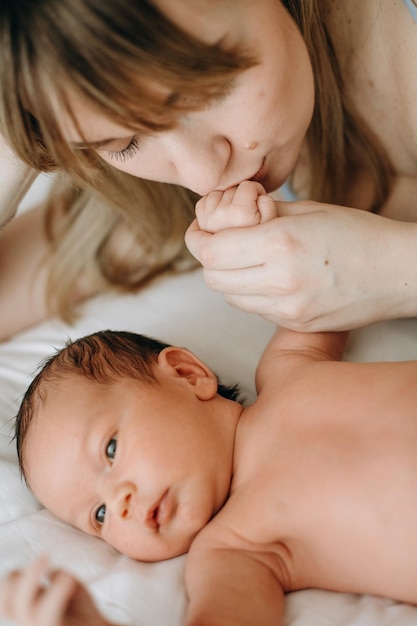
[186,217,284,269]
[257,194,278,222]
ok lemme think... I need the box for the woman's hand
[0,557,113,626]
[186,191,417,331]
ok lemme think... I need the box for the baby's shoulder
[189,488,286,555]
[187,506,293,589]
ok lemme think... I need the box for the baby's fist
[195,181,276,233]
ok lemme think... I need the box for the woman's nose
[163,126,232,196]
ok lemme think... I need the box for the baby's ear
[158,347,218,400]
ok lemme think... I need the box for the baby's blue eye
[95,504,106,525]
[106,437,117,460]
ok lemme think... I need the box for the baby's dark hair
[15,330,241,479]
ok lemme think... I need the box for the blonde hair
[0,0,391,317]
[44,173,198,321]
[282,0,391,207]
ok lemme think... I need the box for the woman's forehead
[55,84,162,145]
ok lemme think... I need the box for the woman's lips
[250,158,266,184]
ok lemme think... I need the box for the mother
[1,0,416,334]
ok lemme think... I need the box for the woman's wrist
[375,219,417,321]
[0,133,37,227]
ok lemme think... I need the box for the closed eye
[104,137,141,162]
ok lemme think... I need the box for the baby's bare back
[217,359,417,604]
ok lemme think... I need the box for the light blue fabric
[279,180,298,202]
[403,0,417,21]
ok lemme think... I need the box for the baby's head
[16,330,242,561]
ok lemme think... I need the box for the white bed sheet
[1,180,417,625]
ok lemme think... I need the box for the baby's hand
[195,181,277,233]
[0,556,111,626]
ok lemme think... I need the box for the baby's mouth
[147,489,170,530]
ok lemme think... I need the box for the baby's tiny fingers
[0,570,17,618]
[0,569,38,624]
[257,194,278,223]
[232,181,266,207]
[195,181,271,233]
[0,556,51,624]
[196,190,223,215]
[195,191,223,232]
[16,555,50,607]
[34,570,79,626]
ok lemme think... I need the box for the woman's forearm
[0,133,37,227]
[0,204,51,341]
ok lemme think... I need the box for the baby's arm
[0,557,115,626]
[185,540,285,626]
[193,181,348,389]
[256,327,348,393]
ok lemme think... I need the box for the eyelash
[102,89,230,164]
[106,137,141,163]
[103,89,230,164]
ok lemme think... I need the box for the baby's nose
[107,481,136,520]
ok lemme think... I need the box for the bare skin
[188,182,417,619]
[2,320,417,625]
[0,133,56,340]
[0,202,102,341]
[186,329,417,624]
[2,180,417,626]
[0,205,53,340]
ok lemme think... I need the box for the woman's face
[64,0,314,195]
